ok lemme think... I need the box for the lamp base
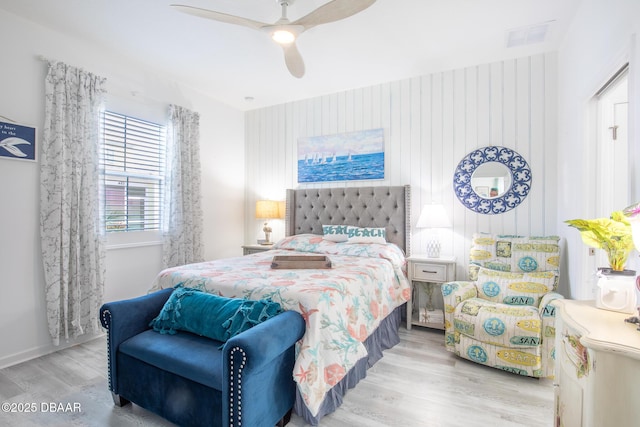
[426,238,441,258]
[262,221,273,245]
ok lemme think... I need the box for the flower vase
[595,268,637,314]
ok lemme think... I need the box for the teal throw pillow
[150,286,283,342]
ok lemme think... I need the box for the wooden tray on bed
[271,255,332,269]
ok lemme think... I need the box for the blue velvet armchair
[99,288,305,427]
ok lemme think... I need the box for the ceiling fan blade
[282,43,305,78]
[292,0,376,30]
[171,4,267,30]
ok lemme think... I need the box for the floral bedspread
[150,234,410,417]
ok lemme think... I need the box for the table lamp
[256,200,284,245]
[416,203,451,258]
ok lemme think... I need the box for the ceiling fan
[171,0,377,78]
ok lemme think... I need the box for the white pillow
[322,225,350,242]
[346,226,387,244]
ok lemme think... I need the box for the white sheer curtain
[40,61,107,345]
[162,104,204,268]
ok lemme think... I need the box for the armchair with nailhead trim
[100,288,305,427]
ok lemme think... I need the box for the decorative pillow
[225,298,284,338]
[322,224,350,242]
[272,233,323,251]
[150,286,283,342]
[475,267,558,307]
[469,233,560,280]
[346,226,387,244]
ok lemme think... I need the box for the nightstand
[242,244,273,255]
[406,255,456,330]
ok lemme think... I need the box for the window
[100,111,165,232]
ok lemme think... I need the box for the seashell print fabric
[150,234,410,416]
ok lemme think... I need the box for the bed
[150,185,412,425]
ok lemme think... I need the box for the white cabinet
[552,299,640,427]
[406,255,456,330]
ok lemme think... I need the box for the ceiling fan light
[272,29,296,44]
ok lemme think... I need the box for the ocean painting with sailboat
[297,128,385,183]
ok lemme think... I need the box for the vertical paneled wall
[245,53,557,280]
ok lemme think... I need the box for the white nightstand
[406,255,456,330]
[242,244,273,255]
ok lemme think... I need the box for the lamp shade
[416,204,451,229]
[256,200,284,219]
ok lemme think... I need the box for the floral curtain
[40,61,107,345]
[162,104,204,268]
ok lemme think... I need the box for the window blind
[100,111,165,232]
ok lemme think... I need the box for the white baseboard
[0,332,105,370]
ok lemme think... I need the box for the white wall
[0,9,245,367]
[557,0,640,300]
[244,53,559,284]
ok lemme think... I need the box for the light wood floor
[0,327,554,426]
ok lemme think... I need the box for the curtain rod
[35,54,182,110]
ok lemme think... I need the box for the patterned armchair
[442,233,563,378]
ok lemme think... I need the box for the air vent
[506,21,554,48]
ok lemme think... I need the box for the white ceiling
[0,0,583,111]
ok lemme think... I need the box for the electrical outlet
[588,248,596,256]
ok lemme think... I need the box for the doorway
[594,65,629,267]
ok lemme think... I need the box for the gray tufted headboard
[285,185,411,255]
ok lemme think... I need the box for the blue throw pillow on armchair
[150,286,283,342]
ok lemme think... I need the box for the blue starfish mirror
[453,146,532,215]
